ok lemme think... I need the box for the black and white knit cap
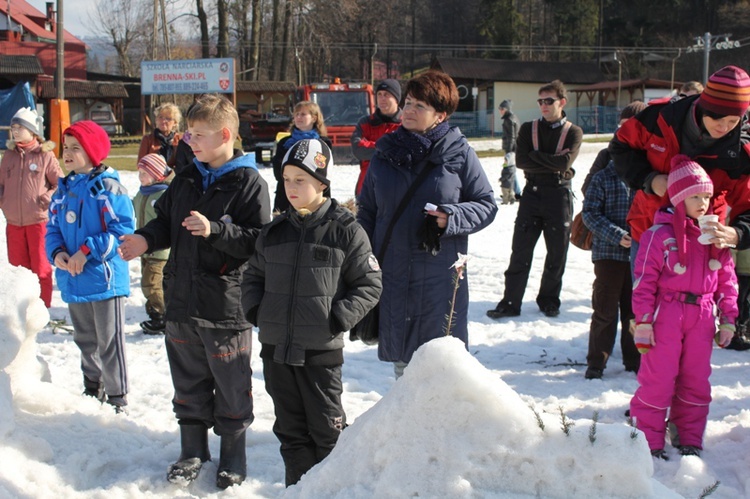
[282,138,333,188]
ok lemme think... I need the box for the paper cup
[698,214,719,229]
[698,214,718,245]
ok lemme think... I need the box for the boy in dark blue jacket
[119,95,271,489]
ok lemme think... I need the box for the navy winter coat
[357,126,497,363]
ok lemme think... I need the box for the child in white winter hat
[0,107,63,307]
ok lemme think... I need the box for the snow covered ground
[1,139,750,498]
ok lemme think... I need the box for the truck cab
[298,80,375,163]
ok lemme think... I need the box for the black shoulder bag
[351,161,437,345]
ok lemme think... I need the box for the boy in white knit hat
[0,107,63,308]
[133,153,172,333]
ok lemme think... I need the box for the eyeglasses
[537,98,559,106]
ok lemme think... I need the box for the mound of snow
[0,265,49,436]
[286,336,680,498]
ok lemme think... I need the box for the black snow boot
[141,313,166,335]
[82,376,105,403]
[167,422,211,484]
[216,430,247,489]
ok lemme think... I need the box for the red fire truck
[297,79,375,163]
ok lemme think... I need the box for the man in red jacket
[610,65,750,254]
[351,78,403,197]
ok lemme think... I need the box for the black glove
[418,215,442,256]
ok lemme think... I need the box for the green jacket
[133,186,170,261]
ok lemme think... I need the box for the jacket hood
[5,139,56,152]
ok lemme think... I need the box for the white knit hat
[11,107,44,139]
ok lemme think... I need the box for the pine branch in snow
[528,404,545,431]
[698,480,720,498]
[558,406,574,436]
[627,413,639,440]
[589,411,599,444]
[444,254,469,336]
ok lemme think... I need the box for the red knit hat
[697,65,750,117]
[63,120,111,167]
[668,154,719,273]
[137,153,171,181]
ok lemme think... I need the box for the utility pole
[55,0,64,99]
[687,32,741,84]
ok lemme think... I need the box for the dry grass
[106,142,141,171]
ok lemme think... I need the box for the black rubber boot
[167,423,211,484]
[216,430,247,489]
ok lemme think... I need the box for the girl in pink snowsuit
[630,155,737,460]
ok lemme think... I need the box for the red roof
[0,0,84,45]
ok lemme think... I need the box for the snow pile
[0,265,49,436]
[287,336,677,499]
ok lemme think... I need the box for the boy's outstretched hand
[118,234,148,261]
[182,210,211,237]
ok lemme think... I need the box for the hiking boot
[141,317,166,335]
[678,445,701,457]
[486,303,520,319]
[651,449,669,460]
[541,305,560,318]
[584,367,603,379]
[725,334,750,351]
[168,423,211,484]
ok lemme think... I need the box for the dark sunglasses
[537,97,559,106]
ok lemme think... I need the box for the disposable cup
[698,214,719,229]
[698,214,718,245]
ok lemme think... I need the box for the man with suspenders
[488,80,583,319]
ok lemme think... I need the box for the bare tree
[250,0,262,80]
[196,0,210,58]
[87,0,149,76]
[217,0,230,57]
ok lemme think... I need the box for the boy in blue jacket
[45,120,135,413]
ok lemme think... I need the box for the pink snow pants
[630,294,715,451]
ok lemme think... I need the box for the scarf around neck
[154,128,176,161]
[139,183,169,196]
[391,121,451,168]
[284,127,320,150]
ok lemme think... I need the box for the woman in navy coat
[357,71,498,377]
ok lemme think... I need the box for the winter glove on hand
[715,324,736,348]
[418,215,442,256]
[634,323,654,354]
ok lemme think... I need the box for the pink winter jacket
[0,140,63,226]
[632,208,738,327]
